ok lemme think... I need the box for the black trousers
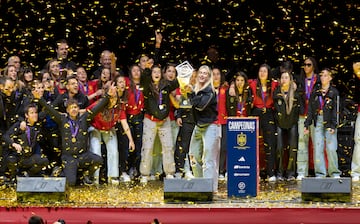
[174,122,195,173]
[276,125,298,178]
[252,108,277,177]
[7,153,49,178]
[61,151,103,186]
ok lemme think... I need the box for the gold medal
[72,137,76,143]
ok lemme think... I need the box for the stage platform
[1,179,360,223]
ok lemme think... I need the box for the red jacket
[125,84,144,116]
[249,79,278,109]
[215,85,228,125]
[88,102,126,131]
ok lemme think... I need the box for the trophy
[176,61,194,108]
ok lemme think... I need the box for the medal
[69,119,79,143]
[159,104,164,110]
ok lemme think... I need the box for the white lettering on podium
[228,121,255,131]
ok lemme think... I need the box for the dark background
[0,0,358,78]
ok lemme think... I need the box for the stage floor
[1,179,360,223]
[1,178,360,208]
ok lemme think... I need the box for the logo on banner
[236,132,247,148]
[238,182,246,193]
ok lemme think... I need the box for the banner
[227,117,259,197]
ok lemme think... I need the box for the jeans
[276,125,298,177]
[351,112,360,177]
[89,127,119,178]
[189,124,221,191]
[140,117,175,176]
[313,115,340,177]
[297,116,315,177]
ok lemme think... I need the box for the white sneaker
[166,174,174,179]
[140,176,148,183]
[174,172,182,179]
[268,176,276,182]
[296,175,305,181]
[149,174,156,181]
[121,172,131,182]
[108,177,120,185]
[219,174,225,181]
[352,176,359,182]
[332,174,341,179]
[185,172,194,179]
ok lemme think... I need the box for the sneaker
[268,176,276,182]
[218,174,225,181]
[287,176,295,181]
[332,174,341,179]
[108,177,120,185]
[296,175,304,181]
[120,172,131,182]
[166,174,174,179]
[174,172,182,179]
[352,176,359,182]
[83,176,93,186]
[129,167,139,179]
[149,174,156,181]
[185,171,194,179]
[140,176,148,184]
[51,166,62,177]
[276,175,284,181]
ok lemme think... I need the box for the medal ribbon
[159,90,163,106]
[69,119,79,138]
[26,126,32,146]
[260,86,267,108]
[135,86,140,105]
[78,82,89,95]
[305,74,315,100]
[319,95,325,111]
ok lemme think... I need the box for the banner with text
[227,117,259,197]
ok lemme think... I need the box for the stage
[1,180,360,223]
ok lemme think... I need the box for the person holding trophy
[174,62,197,179]
[188,65,220,192]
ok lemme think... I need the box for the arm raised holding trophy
[176,61,195,108]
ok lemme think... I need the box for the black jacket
[4,121,43,157]
[141,68,179,120]
[304,85,339,130]
[226,86,252,117]
[38,95,110,156]
[294,73,320,115]
[190,85,218,126]
[273,86,301,129]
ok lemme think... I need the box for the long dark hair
[149,64,166,99]
[113,74,128,104]
[234,71,249,104]
[300,57,319,78]
[256,63,273,99]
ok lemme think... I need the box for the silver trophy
[176,61,194,108]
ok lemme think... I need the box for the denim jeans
[351,112,360,177]
[140,117,175,176]
[313,115,340,177]
[297,116,315,177]
[89,127,119,178]
[189,124,221,191]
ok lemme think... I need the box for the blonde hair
[194,65,215,94]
